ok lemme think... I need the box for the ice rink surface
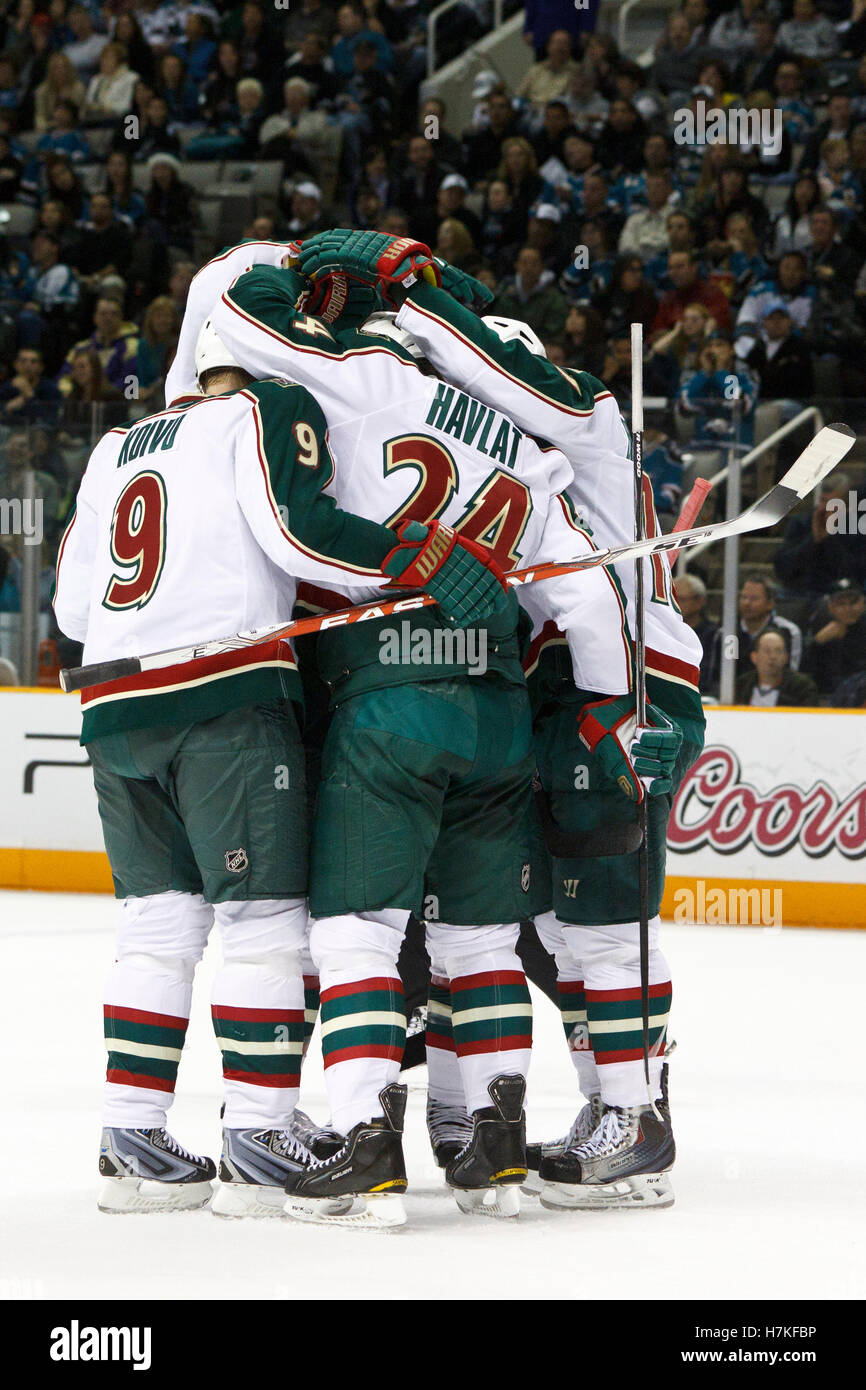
[1,890,864,1303]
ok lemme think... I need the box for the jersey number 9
[103,470,167,611]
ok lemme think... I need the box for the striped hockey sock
[585,980,671,1108]
[319,973,406,1132]
[556,976,601,1099]
[425,975,463,1106]
[102,953,195,1129]
[212,963,305,1128]
[104,1004,188,1109]
[450,969,532,1114]
[302,974,320,1059]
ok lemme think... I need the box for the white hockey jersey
[207,264,635,697]
[164,241,295,406]
[54,380,396,740]
[396,284,705,731]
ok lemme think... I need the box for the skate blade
[520,1168,543,1197]
[540,1170,674,1211]
[97,1176,213,1214]
[452,1185,521,1219]
[211,1182,287,1219]
[283,1191,407,1230]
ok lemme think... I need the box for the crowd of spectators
[0,0,865,700]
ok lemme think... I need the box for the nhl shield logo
[225,847,249,874]
[521,862,530,893]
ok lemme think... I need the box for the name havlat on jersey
[116,415,185,467]
[426,383,523,468]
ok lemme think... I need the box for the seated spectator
[531,99,577,172]
[0,347,62,428]
[708,0,765,63]
[33,52,85,134]
[103,150,146,229]
[646,300,713,394]
[434,217,480,274]
[735,11,782,96]
[544,130,598,209]
[260,77,334,179]
[595,97,647,178]
[517,28,580,109]
[111,12,156,87]
[70,191,133,295]
[333,37,393,171]
[644,426,685,526]
[693,162,769,248]
[132,96,182,162]
[395,134,449,244]
[775,474,866,600]
[61,346,120,407]
[817,138,863,223]
[497,136,551,225]
[737,572,803,673]
[136,294,179,405]
[379,207,410,237]
[735,627,818,707]
[63,6,108,86]
[171,11,217,87]
[734,250,814,358]
[612,58,660,125]
[283,0,339,51]
[596,253,658,337]
[800,93,853,171]
[525,202,570,272]
[331,2,393,78]
[600,331,634,408]
[188,76,265,159]
[36,99,91,162]
[0,131,22,200]
[559,217,616,303]
[16,228,79,369]
[773,173,822,258]
[157,53,199,126]
[704,211,767,308]
[284,32,339,106]
[144,153,194,253]
[478,178,524,276]
[461,86,519,190]
[493,244,568,341]
[58,296,138,397]
[673,572,721,694]
[83,41,139,122]
[201,40,243,127]
[802,579,866,696]
[773,59,815,144]
[680,336,758,450]
[644,210,697,288]
[610,132,679,217]
[418,96,462,172]
[286,180,325,237]
[746,301,814,400]
[618,171,676,262]
[0,430,61,541]
[561,302,607,376]
[569,169,623,242]
[653,13,703,97]
[777,0,838,62]
[652,249,732,336]
[236,0,285,89]
[564,62,609,137]
[436,173,481,246]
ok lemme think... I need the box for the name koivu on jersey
[117,415,186,467]
[426,383,523,468]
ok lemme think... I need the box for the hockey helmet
[195,316,241,381]
[481,315,547,358]
[359,311,425,361]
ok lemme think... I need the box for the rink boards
[0,691,864,928]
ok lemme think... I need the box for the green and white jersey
[54,380,396,741]
[396,284,705,739]
[209,265,635,702]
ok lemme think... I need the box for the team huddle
[54,229,705,1227]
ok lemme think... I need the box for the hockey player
[53,318,502,1216]
[295,229,705,1210]
[203,242,678,1224]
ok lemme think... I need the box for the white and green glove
[576,695,683,802]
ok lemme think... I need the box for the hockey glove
[576,695,683,802]
[296,229,441,306]
[382,520,508,627]
[434,258,495,313]
[303,271,381,328]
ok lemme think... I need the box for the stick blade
[742,423,856,532]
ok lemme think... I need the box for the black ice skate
[98,1127,216,1213]
[539,1087,676,1211]
[212,1127,316,1218]
[445,1074,527,1219]
[522,1093,605,1196]
[284,1107,344,1162]
[283,1083,408,1229]
[426,1096,473,1168]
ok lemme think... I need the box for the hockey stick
[630,322,653,1109]
[667,476,711,568]
[59,423,855,693]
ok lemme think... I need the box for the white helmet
[195,316,241,381]
[481,315,547,358]
[359,311,424,360]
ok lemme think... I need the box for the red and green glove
[435,259,495,313]
[294,229,441,307]
[576,695,683,802]
[382,520,508,627]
